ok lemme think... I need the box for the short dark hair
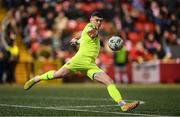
[91,11,103,18]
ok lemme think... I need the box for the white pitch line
[60,104,119,108]
[0,103,155,116]
[1,96,145,104]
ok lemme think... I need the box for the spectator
[129,41,146,63]
[0,42,12,84]
[1,0,179,69]
[144,33,159,57]
[114,45,128,83]
[5,32,19,83]
[1,11,19,84]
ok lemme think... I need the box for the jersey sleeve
[86,23,98,38]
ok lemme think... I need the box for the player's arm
[87,28,98,39]
[70,31,82,45]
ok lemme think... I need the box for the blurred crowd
[0,0,180,83]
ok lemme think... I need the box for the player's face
[90,16,103,29]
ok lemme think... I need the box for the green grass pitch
[0,83,180,116]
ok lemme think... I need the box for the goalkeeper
[24,11,139,112]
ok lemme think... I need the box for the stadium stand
[0,0,179,84]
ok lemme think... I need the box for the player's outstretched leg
[24,67,71,90]
[24,70,55,90]
[94,72,139,112]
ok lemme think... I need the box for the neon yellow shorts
[62,55,104,80]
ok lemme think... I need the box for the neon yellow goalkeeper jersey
[75,22,100,61]
[63,22,103,79]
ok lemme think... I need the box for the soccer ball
[108,36,124,51]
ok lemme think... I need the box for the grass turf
[0,83,180,116]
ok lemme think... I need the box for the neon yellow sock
[39,70,55,80]
[107,84,123,103]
